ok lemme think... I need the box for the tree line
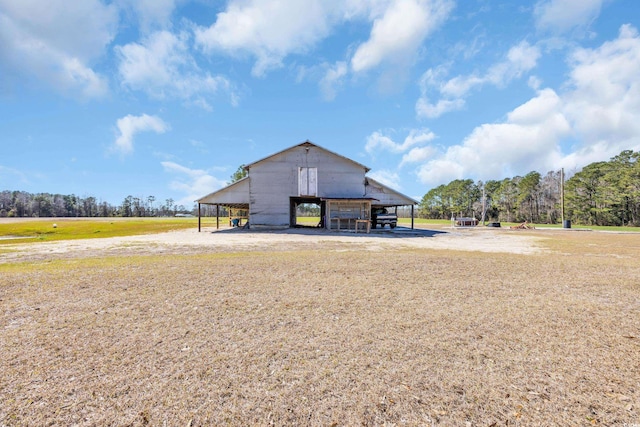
[419,149,640,226]
[0,166,252,219]
[0,191,194,218]
[3,149,638,225]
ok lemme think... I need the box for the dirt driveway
[0,225,545,263]
[2,224,638,426]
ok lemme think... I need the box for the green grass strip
[0,218,198,244]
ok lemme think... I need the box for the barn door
[299,167,317,197]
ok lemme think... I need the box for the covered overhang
[364,177,417,206]
[364,177,418,228]
[197,176,250,205]
[196,177,250,230]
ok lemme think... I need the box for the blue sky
[1,0,639,207]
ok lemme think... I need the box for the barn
[196,141,417,231]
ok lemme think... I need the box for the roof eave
[195,176,250,204]
[365,177,418,205]
[245,140,371,172]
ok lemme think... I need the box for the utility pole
[481,184,486,225]
[561,168,565,225]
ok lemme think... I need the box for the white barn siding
[197,141,416,230]
[365,181,396,205]
[365,178,416,207]
[198,177,250,205]
[248,166,293,228]
[248,144,367,228]
[314,152,367,198]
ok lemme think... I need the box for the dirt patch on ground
[0,225,544,264]
[1,227,639,425]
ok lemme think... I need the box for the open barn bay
[1,225,639,426]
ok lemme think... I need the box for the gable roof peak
[245,140,370,172]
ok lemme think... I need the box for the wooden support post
[411,205,414,229]
[216,204,220,229]
[198,203,201,232]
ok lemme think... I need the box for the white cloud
[367,169,401,190]
[194,0,338,76]
[118,0,179,31]
[400,145,437,167]
[0,0,117,60]
[417,88,570,186]
[416,97,465,119]
[60,57,109,99]
[415,24,640,187]
[417,159,465,187]
[528,75,542,90]
[491,41,541,85]
[416,41,541,118]
[562,24,640,166]
[194,0,452,99]
[0,0,117,97]
[161,161,227,206]
[365,129,436,154]
[320,61,348,101]
[534,0,605,34]
[116,30,234,109]
[351,0,453,73]
[439,75,484,99]
[415,65,466,117]
[113,114,170,154]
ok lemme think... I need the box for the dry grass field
[1,225,639,426]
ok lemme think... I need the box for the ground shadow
[210,226,447,239]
